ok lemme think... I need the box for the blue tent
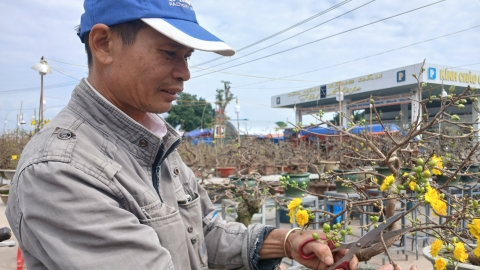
[350,124,401,134]
[255,134,284,144]
[192,137,213,145]
[184,129,212,138]
[299,126,337,137]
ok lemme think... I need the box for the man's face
[104,26,193,117]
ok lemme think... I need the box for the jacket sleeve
[9,162,173,270]
[193,178,283,270]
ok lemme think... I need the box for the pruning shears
[298,212,409,270]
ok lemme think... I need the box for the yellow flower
[288,209,294,224]
[468,219,480,239]
[380,174,395,191]
[430,239,443,257]
[474,245,480,258]
[288,198,302,211]
[430,199,447,216]
[403,172,409,177]
[295,209,309,227]
[432,155,444,175]
[288,198,302,224]
[409,181,416,191]
[453,242,468,262]
[434,257,447,270]
[424,186,447,215]
[425,186,440,203]
[11,155,18,160]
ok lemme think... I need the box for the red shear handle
[298,238,350,270]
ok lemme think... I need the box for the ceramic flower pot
[322,161,340,172]
[435,174,459,185]
[283,173,311,198]
[216,167,236,178]
[460,165,479,183]
[0,169,16,181]
[258,164,275,176]
[309,164,326,174]
[229,176,257,188]
[0,194,8,205]
[276,165,291,174]
[332,169,358,193]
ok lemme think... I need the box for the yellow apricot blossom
[424,187,447,215]
[468,219,480,239]
[380,174,395,191]
[430,239,443,257]
[474,245,480,258]
[288,198,302,210]
[434,257,447,270]
[409,181,416,191]
[288,198,302,224]
[453,242,468,262]
[295,209,310,227]
[431,155,444,176]
[430,199,447,216]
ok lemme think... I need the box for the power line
[49,65,83,81]
[235,24,480,88]
[192,0,355,67]
[0,105,68,111]
[0,82,78,95]
[45,58,88,68]
[191,0,446,79]
[191,0,375,74]
[190,66,333,83]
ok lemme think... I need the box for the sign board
[300,104,338,116]
[213,125,225,139]
[347,94,410,110]
[272,63,480,108]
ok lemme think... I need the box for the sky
[1,0,479,135]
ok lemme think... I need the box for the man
[6,0,358,269]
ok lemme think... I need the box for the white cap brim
[141,18,235,56]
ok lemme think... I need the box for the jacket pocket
[178,192,208,269]
[139,202,191,269]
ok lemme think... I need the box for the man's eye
[165,51,176,57]
[184,55,191,61]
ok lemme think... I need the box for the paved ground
[0,195,434,270]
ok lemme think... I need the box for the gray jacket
[6,79,280,270]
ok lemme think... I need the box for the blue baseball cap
[79,0,235,56]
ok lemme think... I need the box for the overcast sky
[1,0,479,134]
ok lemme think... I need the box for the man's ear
[89,24,115,66]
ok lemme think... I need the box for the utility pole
[235,97,241,144]
[216,81,232,146]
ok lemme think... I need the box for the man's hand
[286,230,358,270]
[378,264,417,270]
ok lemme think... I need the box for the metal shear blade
[327,212,406,270]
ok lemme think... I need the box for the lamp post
[336,90,344,145]
[31,56,52,131]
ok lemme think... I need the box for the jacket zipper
[151,138,181,202]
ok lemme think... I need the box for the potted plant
[214,143,237,178]
[0,185,9,205]
[278,141,312,197]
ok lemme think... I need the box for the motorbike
[0,227,15,247]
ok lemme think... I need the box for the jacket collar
[68,79,181,166]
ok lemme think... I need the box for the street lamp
[31,56,51,131]
[441,88,448,98]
